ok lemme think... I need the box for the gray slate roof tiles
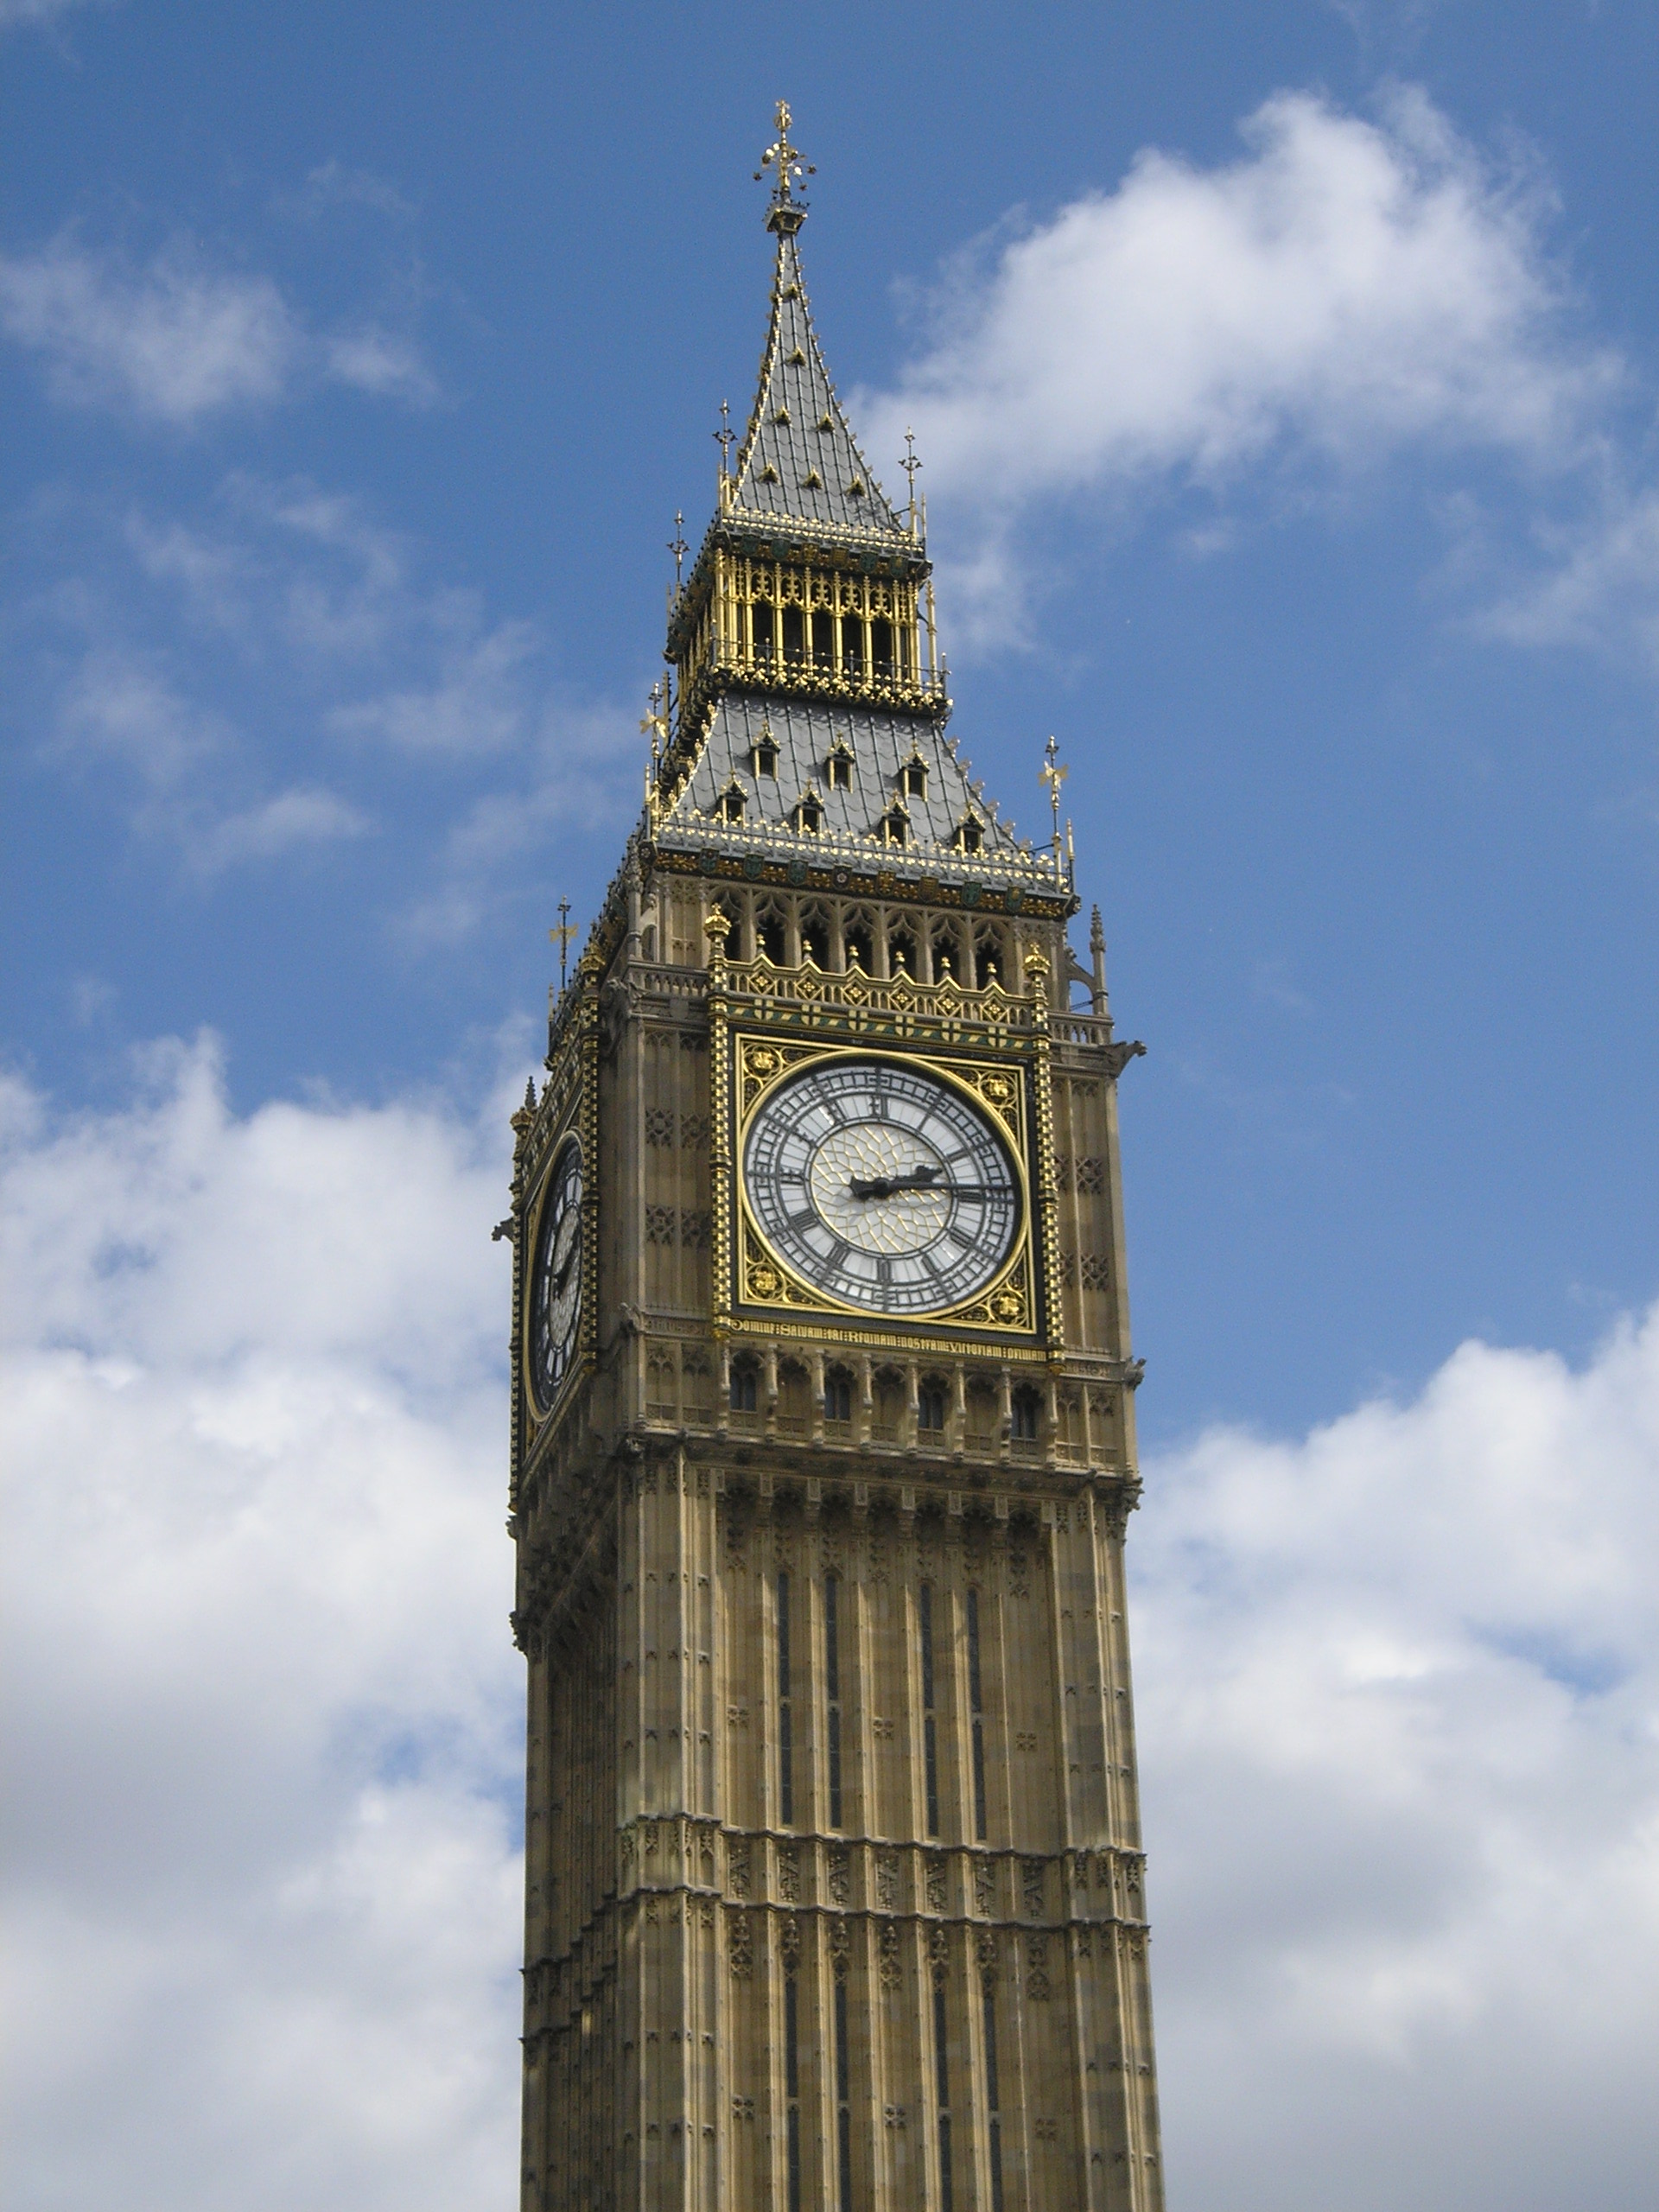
[728,237,908,541]
[664,695,1042,871]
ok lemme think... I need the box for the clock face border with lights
[731,1039,1041,1338]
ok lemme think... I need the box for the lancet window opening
[799,904,831,968]
[982,1978,1006,2212]
[824,1572,843,1829]
[778,1568,794,1826]
[785,1969,803,2212]
[919,1581,940,1838]
[754,901,787,965]
[967,1586,988,1842]
[823,1366,854,1425]
[834,1974,854,2212]
[729,1357,759,1414]
[933,1974,956,2212]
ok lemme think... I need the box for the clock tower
[506,105,1164,2212]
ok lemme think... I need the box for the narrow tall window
[967,1587,988,1842]
[871,615,893,676]
[1010,1387,1040,1441]
[918,1381,947,1432]
[825,1573,843,1829]
[811,608,835,671]
[824,1371,852,1424]
[729,1364,757,1414]
[778,1570,793,1826]
[842,616,865,677]
[835,1977,853,2212]
[785,1973,802,2212]
[751,601,775,662]
[919,1582,939,1837]
[934,1978,956,2212]
[982,1981,1005,2212]
[782,606,805,664]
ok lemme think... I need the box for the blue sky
[3,0,1656,1444]
[3,6,1657,2211]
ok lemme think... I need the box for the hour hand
[849,1165,942,1200]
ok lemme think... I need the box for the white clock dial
[743,1058,1020,1314]
[528,1138,582,1412]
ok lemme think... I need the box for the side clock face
[527,1138,583,1414]
[743,1057,1021,1315]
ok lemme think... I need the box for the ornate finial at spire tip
[755,96,814,235]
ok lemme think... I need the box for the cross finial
[667,511,688,591]
[755,99,814,234]
[639,678,668,759]
[550,897,577,993]
[900,426,922,524]
[713,397,735,476]
[1039,735,1069,861]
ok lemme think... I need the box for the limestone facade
[505,103,1164,2212]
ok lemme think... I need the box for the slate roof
[727,234,909,543]
[658,693,1052,885]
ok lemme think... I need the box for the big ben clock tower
[505,104,1164,2212]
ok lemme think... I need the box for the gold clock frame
[728,1035,1040,1338]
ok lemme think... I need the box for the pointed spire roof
[728,232,908,539]
[721,102,911,545]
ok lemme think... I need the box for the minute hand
[848,1172,1012,1202]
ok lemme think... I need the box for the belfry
[506,103,1164,2212]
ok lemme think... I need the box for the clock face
[528,1138,582,1414]
[742,1057,1021,1315]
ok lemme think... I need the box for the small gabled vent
[759,463,779,483]
[772,405,790,424]
[803,469,823,489]
[847,476,865,497]
[787,346,807,365]
[817,412,835,431]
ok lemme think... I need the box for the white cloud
[3,1037,1656,2209]
[0,238,434,423]
[867,90,1616,509]
[1,1037,526,2212]
[190,785,372,873]
[0,0,106,29]
[1135,1319,1659,2210]
[1475,483,1659,672]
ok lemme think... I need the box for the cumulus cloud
[1135,1321,1659,2211]
[0,237,434,422]
[867,90,1615,508]
[856,87,1649,652]
[3,1037,1656,2209]
[1475,483,1659,672]
[1,1036,524,2212]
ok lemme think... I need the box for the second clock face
[527,1136,582,1414]
[742,1057,1020,1315]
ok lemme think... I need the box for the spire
[726,102,909,542]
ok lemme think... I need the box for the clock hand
[848,1167,1011,1202]
[848,1165,941,1199]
